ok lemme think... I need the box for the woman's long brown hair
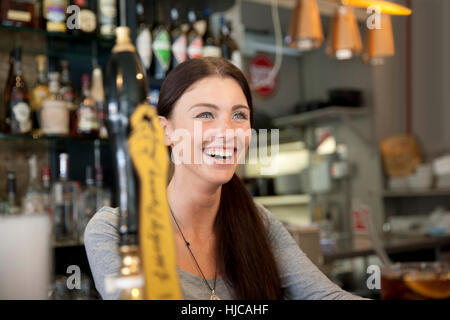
[157,57,284,299]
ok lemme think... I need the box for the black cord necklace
[170,208,220,300]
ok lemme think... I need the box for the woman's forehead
[175,76,249,109]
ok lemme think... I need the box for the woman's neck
[167,169,221,241]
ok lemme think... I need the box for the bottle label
[41,100,69,135]
[99,0,117,20]
[7,10,32,22]
[203,45,222,58]
[152,30,171,71]
[137,28,152,69]
[78,107,99,131]
[45,6,66,22]
[187,37,203,59]
[12,102,32,133]
[79,9,96,33]
[172,34,187,65]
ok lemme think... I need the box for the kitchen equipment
[274,174,302,195]
[328,88,363,107]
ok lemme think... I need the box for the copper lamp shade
[364,14,395,65]
[286,0,324,51]
[326,5,363,60]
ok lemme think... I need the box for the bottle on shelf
[136,0,152,73]
[72,0,97,35]
[77,74,99,137]
[30,55,50,136]
[41,166,53,221]
[186,9,203,60]
[219,17,242,70]
[170,7,187,70]
[6,171,20,215]
[43,0,68,33]
[22,154,45,215]
[94,164,111,208]
[98,0,116,38]
[1,50,14,133]
[41,72,70,136]
[79,165,96,242]
[4,47,32,135]
[51,153,79,243]
[202,9,221,58]
[59,60,77,136]
[0,0,38,28]
[150,2,171,80]
[91,66,107,138]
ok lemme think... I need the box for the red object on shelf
[249,54,277,97]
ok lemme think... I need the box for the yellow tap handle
[128,103,182,300]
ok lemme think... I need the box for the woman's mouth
[202,147,237,163]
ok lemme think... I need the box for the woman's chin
[200,167,236,186]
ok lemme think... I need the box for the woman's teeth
[204,149,234,160]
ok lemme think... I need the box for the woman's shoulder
[253,202,286,242]
[84,206,120,243]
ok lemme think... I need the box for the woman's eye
[233,112,248,120]
[196,112,213,119]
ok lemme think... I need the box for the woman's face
[159,76,251,187]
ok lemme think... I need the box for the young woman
[85,57,365,300]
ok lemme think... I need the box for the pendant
[210,290,221,300]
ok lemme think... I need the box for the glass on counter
[381,262,450,300]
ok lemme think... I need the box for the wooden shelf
[383,188,450,198]
[253,194,310,206]
[273,106,368,128]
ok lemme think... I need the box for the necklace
[170,208,221,300]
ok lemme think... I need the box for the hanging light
[285,0,324,51]
[332,0,412,15]
[326,5,363,60]
[363,14,395,65]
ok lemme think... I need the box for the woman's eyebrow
[189,103,250,111]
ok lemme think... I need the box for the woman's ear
[158,116,173,146]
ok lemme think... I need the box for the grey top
[84,204,365,300]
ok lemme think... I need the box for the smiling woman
[84,57,367,300]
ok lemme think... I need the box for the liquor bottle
[52,153,79,242]
[4,47,32,135]
[98,0,116,38]
[43,0,67,33]
[79,166,97,242]
[105,26,148,299]
[136,0,152,72]
[41,166,53,221]
[41,72,70,136]
[202,9,221,58]
[150,2,171,80]
[77,74,99,137]
[1,50,14,133]
[91,66,107,138]
[30,55,50,135]
[59,60,77,136]
[6,171,20,215]
[72,0,97,34]
[22,154,44,214]
[0,0,36,28]
[94,165,111,208]
[170,7,187,70]
[220,17,242,70]
[186,9,203,59]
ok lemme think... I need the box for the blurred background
[0,0,449,300]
